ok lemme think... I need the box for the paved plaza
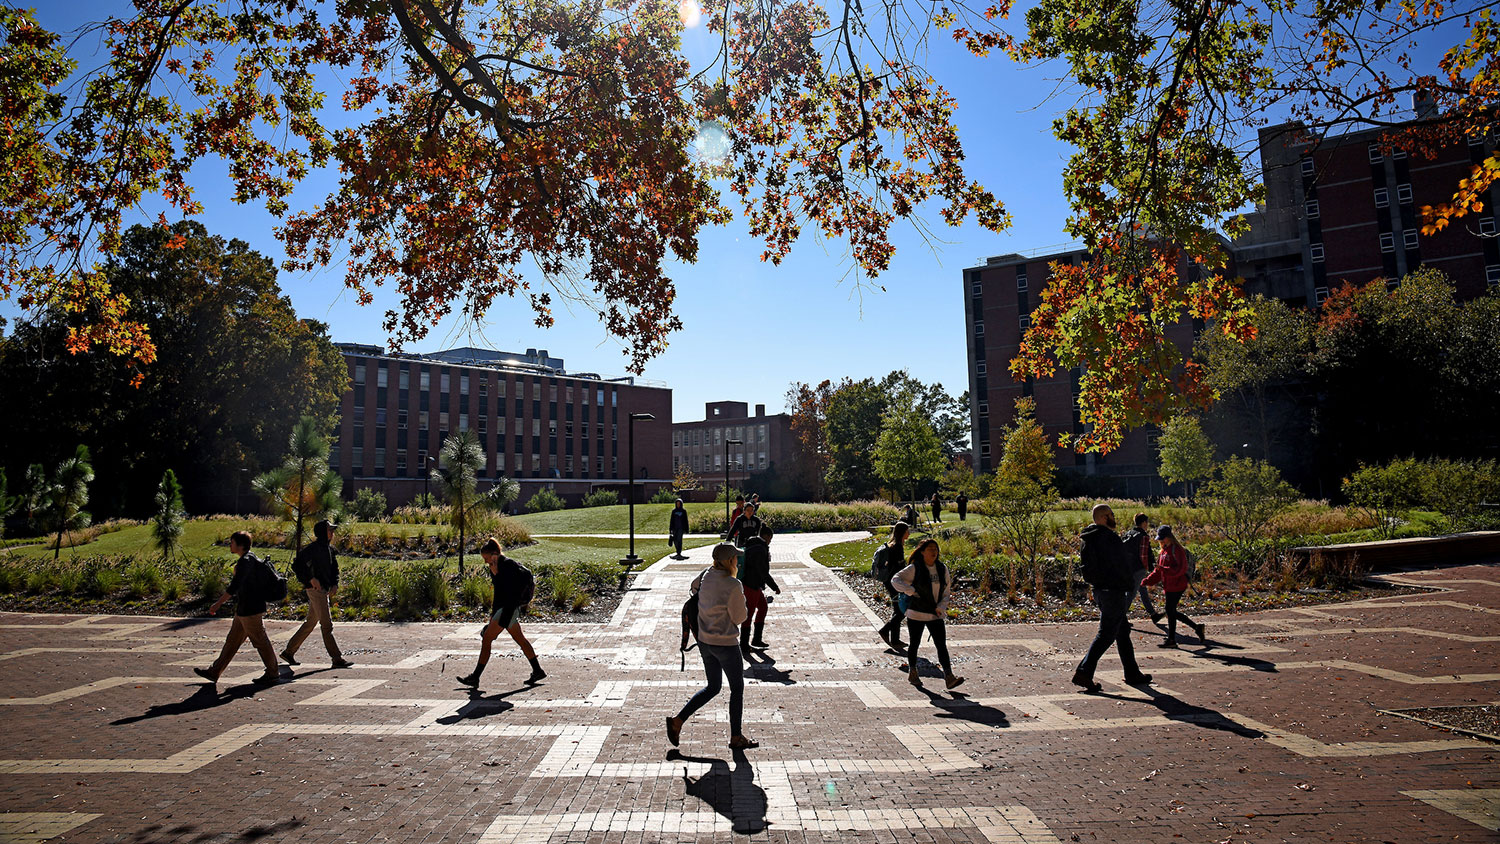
[1,533,1497,843]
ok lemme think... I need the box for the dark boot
[526,657,546,684]
[740,625,753,657]
[751,621,769,649]
[457,662,485,688]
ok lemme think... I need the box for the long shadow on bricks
[111,683,259,725]
[436,686,530,723]
[669,749,769,834]
[1095,687,1268,739]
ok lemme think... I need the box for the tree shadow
[112,683,259,725]
[1095,687,1267,739]
[921,689,1011,727]
[667,748,768,834]
[435,686,528,724]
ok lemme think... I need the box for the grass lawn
[809,533,886,572]
[510,502,725,534]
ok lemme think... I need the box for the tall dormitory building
[966,108,1500,496]
[333,344,672,508]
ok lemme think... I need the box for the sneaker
[728,735,759,750]
[665,716,682,747]
[526,667,547,684]
[1193,622,1207,640]
[279,650,299,666]
[456,672,480,688]
[331,658,354,669]
[1070,671,1102,694]
[192,667,217,684]
[1124,673,1153,686]
[252,673,279,688]
[945,674,966,690]
[1157,638,1179,649]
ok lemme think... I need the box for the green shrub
[1418,458,1500,533]
[162,578,185,602]
[0,564,23,593]
[464,511,533,549]
[547,566,579,610]
[460,571,493,608]
[1343,458,1423,539]
[689,500,902,534]
[348,488,389,522]
[125,558,165,598]
[84,562,122,597]
[714,486,745,504]
[1202,458,1299,555]
[343,568,382,607]
[649,488,679,504]
[527,488,566,513]
[571,590,593,612]
[421,563,451,610]
[196,558,228,600]
[55,565,85,595]
[26,568,55,594]
[580,489,619,508]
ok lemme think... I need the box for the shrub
[580,489,619,508]
[714,486,745,504]
[690,500,901,534]
[547,566,579,610]
[0,564,22,593]
[343,568,382,607]
[460,571,493,608]
[526,488,566,512]
[1201,458,1299,556]
[55,565,85,595]
[571,590,593,612]
[1342,458,1423,539]
[465,512,533,550]
[162,578,185,602]
[26,568,54,594]
[1418,458,1500,533]
[348,488,389,522]
[392,505,451,525]
[649,488,679,504]
[197,558,228,600]
[125,558,165,598]
[84,561,123,597]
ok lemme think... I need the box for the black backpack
[257,554,289,603]
[679,573,704,670]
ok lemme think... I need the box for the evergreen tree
[254,416,341,551]
[433,430,518,576]
[48,445,93,559]
[151,469,186,561]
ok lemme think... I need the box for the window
[399,369,410,391]
[398,409,408,430]
[567,421,575,437]
[1315,286,1329,305]
[597,455,604,473]
[497,418,507,435]
[375,407,387,426]
[549,385,558,402]
[496,380,506,398]
[377,367,388,388]
[440,372,450,392]
[420,371,430,391]
[531,382,541,401]
[532,419,541,437]
[351,446,363,470]
[1305,199,1320,218]
[566,385,574,403]
[974,321,984,336]
[979,443,991,457]
[978,402,989,417]
[396,450,407,473]
[597,388,605,405]
[566,455,574,473]
[549,420,557,437]
[1393,148,1407,160]
[1397,183,1413,204]
[971,281,981,295]
[420,411,430,431]
[976,361,987,376]
[479,379,487,398]
[759,425,767,443]
[611,456,618,475]
[715,454,722,469]
[374,447,385,468]
[759,452,767,468]
[1380,232,1396,252]
[1403,228,1420,249]
[1019,315,1031,331]
[549,454,558,471]
[1367,143,1383,163]
[1487,265,1500,286]
[1310,243,1325,263]
[328,448,339,470]
[496,453,505,473]
[1016,271,1028,292]
[532,454,542,472]
[353,406,365,425]
[1299,157,1314,176]
[612,423,618,440]
[353,363,366,385]
[458,413,468,432]
[459,374,469,394]
[1481,217,1496,236]
[611,390,618,408]
[477,416,486,434]
[1374,187,1389,208]
[439,411,448,430]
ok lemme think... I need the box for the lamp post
[423,454,436,504]
[234,468,247,515]
[624,413,655,561]
[723,438,743,532]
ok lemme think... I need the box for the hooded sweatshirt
[1079,523,1133,592]
[691,567,749,646]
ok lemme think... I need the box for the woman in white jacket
[668,542,758,749]
[891,538,965,690]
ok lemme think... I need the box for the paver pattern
[1,534,1497,843]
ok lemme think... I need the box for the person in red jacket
[1141,525,1206,648]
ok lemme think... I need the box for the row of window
[1307,227,1424,264]
[673,425,770,448]
[335,447,618,477]
[970,268,1030,298]
[972,315,1032,338]
[673,453,769,472]
[349,410,618,440]
[350,361,620,408]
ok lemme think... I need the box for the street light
[423,454,436,504]
[723,438,743,532]
[624,412,655,561]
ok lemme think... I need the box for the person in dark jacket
[874,521,911,651]
[194,531,280,687]
[1143,525,1206,647]
[1120,513,1164,623]
[902,502,921,528]
[956,492,968,521]
[458,538,545,688]
[739,524,781,652]
[1071,504,1151,693]
[726,502,763,548]
[930,492,942,523]
[280,519,353,668]
[669,499,690,559]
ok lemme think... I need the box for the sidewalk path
[0,533,1496,842]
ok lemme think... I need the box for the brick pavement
[0,534,1496,843]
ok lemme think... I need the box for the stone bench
[1288,531,1500,571]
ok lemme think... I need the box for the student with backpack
[194,530,281,687]
[890,538,964,690]
[457,538,545,688]
[1142,525,1206,647]
[668,543,758,750]
[280,519,353,669]
[873,522,911,651]
[739,524,781,652]
[1071,504,1152,693]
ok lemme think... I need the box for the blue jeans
[677,643,745,736]
[1075,588,1142,681]
[1131,568,1158,617]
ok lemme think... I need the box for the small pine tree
[151,469,186,561]
[49,445,94,559]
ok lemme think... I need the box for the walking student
[667,543,758,750]
[669,498,690,559]
[726,501,763,548]
[281,519,353,669]
[930,492,942,524]
[739,524,781,652]
[890,538,964,690]
[956,492,968,521]
[1072,504,1152,693]
[457,538,545,688]
[1120,513,1164,623]
[1143,525,1206,648]
[194,531,280,687]
[873,522,911,652]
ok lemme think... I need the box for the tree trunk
[457,508,465,578]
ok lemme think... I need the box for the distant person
[930,492,942,523]
[669,498,690,559]
[902,502,920,528]
[729,495,747,528]
[1143,525,1206,648]
[280,519,353,669]
[194,531,280,687]
[749,493,763,511]
[457,538,545,688]
[668,543,758,750]
[1120,513,1164,623]
[1072,504,1151,693]
[726,502,763,549]
[739,524,781,652]
[873,521,911,652]
[890,538,964,690]
[956,492,968,521]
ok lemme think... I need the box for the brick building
[671,401,795,492]
[966,109,1498,494]
[333,344,672,508]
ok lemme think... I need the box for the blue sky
[15,4,1108,422]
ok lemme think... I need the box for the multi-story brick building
[332,344,672,508]
[671,401,795,492]
[966,108,1498,494]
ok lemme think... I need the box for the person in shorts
[457,538,545,688]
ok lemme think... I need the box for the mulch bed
[1381,705,1500,743]
[834,570,1429,625]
